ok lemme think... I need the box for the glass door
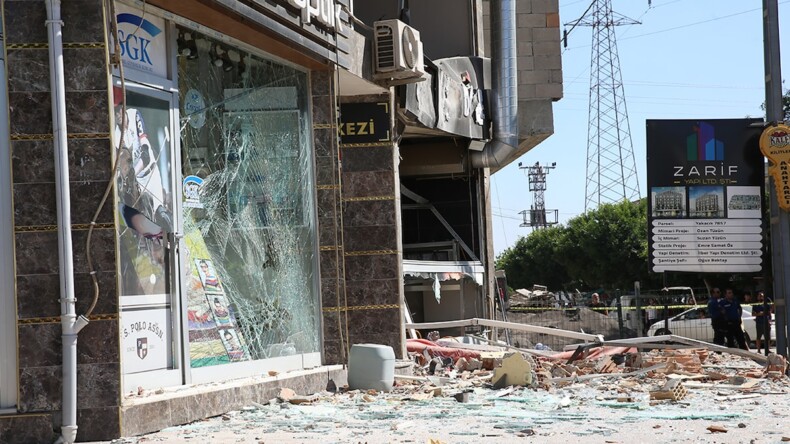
[114,80,183,391]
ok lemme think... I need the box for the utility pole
[763,0,788,359]
[518,161,558,230]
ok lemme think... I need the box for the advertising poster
[115,88,173,298]
[183,228,250,367]
[646,119,764,273]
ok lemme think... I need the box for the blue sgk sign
[117,13,162,67]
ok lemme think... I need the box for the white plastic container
[347,344,395,392]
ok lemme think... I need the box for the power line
[492,176,509,246]
[620,1,790,42]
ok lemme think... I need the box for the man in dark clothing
[753,291,772,355]
[707,288,725,346]
[721,288,749,350]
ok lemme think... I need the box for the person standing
[753,291,772,355]
[707,288,725,346]
[721,288,748,350]
[589,293,608,315]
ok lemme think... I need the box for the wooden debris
[595,356,618,374]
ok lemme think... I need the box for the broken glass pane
[177,26,319,367]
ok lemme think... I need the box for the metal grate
[375,24,395,69]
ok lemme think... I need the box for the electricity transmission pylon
[565,0,642,211]
[518,161,558,230]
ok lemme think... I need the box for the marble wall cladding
[19,365,62,412]
[342,225,397,252]
[8,91,52,135]
[61,0,106,43]
[0,415,56,444]
[342,170,395,197]
[18,323,61,368]
[316,189,337,219]
[342,200,396,227]
[341,147,394,173]
[65,91,110,134]
[77,363,121,410]
[314,156,337,186]
[320,278,339,308]
[319,251,339,279]
[77,407,121,442]
[71,228,116,273]
[6,49,49,92]
[11,140,56,183]
[321,311,341,345]
[74,271,118,316]
[344,254,399,282]
[346,308,401,345]
[312,94,334,125]
[15,231,60,275]
[16,271,117,319]
[345,279,400,307]
[313,128,335,157]
[77,319,119,365]
[63,48,108,91]
[16,274,60,319]
[310,70,332,97]
[68,138,113,181]
[322,338,344,365]
[69,181,114,225]
[3,1,48,44]
[318,217,339,246]
[13,183,57,227]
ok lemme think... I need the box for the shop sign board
[287,0,344,31]
[760,123,790,211]
[115,4,168,78]
[121,308,171,373]
[646,119,764,273]
[339,102,391,145]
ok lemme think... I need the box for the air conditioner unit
[373,19,425,83]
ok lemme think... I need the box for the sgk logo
[116,13,162,67]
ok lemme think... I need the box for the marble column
[3,0,120,441]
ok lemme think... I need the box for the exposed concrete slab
[120,365,347,437]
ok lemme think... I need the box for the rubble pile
[126,338,790,443]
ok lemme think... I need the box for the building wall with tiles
[2,0,121,442]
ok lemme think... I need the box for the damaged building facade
[0,0,562,441]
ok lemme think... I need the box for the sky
[491,0,790,255]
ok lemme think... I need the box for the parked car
[647,305,775,344]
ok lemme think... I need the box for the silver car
[647,305,775,344]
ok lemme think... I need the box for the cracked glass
[177,26,319,368]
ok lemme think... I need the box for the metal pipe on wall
[44,1,90,442]
[470,0,518,169]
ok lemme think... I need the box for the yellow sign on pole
[760,123,790,211]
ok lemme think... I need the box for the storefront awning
[402,260,485,286]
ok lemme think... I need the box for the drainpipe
[45,1,90,443]
[470,0,518,169]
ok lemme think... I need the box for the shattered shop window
[176,27,320,368]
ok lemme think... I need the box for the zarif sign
[646,119,764,273]
[115,4,168,78]
[760,123,790,211]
